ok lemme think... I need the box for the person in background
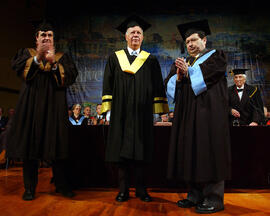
[0,107,8,134]
[6,21,78,200]
[82,105,95,125]
[69,104,85,125]
[168,111,174,122]
[93,104,105,125]
[228,69,264,126]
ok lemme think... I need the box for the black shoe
[177,199,196,208]
[22,189,35,201]
[135,191,152,202]
[115,192,129,202]
[195,203,224,214]
[55,188,75,198]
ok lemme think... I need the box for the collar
[127,47,140,56]
[236,85,244,90]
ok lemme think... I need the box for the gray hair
[125,26,144,36]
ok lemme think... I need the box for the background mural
[49,12,270,111]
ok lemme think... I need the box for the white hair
[234,74,246,79]
[125,26,144,36]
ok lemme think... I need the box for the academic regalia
[228,83,264,125]
[167,49,231,183]
[101,48,169,163]
[6,48,78,160]
[69,114,85,125]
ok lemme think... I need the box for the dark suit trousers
[187,181,224,208]
[23,159,72,191]
[118,161,146,194]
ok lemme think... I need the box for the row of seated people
[68,104,110,126]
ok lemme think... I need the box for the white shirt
[127,47,140,56]
[237,85,244,100]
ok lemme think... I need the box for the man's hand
[249,122,258,126]
[175,57,188,76]
[45,46,55,64]
[36,37,55,64]
[231,109,240,118]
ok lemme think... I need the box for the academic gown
[6,48,78,160]
[167,49,231,183]
[228,84,264,125]
[101,49,168,163]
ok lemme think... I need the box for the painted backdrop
[52,13,270,111]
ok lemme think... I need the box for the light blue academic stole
[69,116,85,125]
[166,49,216,98]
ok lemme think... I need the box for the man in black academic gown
[101,15,169,202]
[167,20,231,214]
[228,69,265,126]
[6,21,78,200]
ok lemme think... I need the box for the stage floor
[1,166,270,216]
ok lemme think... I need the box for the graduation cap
[177,19,211,41]
[230,68,248,75]
[116,15,151,34]
[31,19,55,36]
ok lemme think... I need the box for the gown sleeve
[55,52,78,87]
[11,48,39,81]
[101,54,115,114]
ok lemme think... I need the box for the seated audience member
[154,113,172,126]
[68,106,72,117]
[168,111,174,122]
[264,106,270,125]
[105,110,110,125]
[93,104,105,125]
[228,69,264,126]
[69,104,85,125]
[82,105,95,125]
[0,107,8,134]
[153,113,161,124]
[6,108,15,122]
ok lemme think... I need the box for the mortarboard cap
[116,15,151,34]
[231,68,248,75]
[31,19,55,36]
[177,19,211,41]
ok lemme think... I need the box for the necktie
[237,89,243,92]
[131,51,138,56]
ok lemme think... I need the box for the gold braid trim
[23,56,34,80]
[153,97,169,114]
[101,95,112,114]
[249,87,257,98]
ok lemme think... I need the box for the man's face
[36,30,54,46]
[169,112,174,119]
[161,114,168,122]
[84,107,91,116]
[234,74,246,88]
[73,105,81,116]
[185,33,206,57]
[96,105,102,115]
[125,26,143,49]
[8,108,15,117]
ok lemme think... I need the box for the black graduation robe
[101,49,169,163]
[167,49,231,183]
[6,48,78,160]
[228,84,264,125]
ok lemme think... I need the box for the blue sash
[69,116,85,125]
[188,49,216,96]
[166,74,177,100]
